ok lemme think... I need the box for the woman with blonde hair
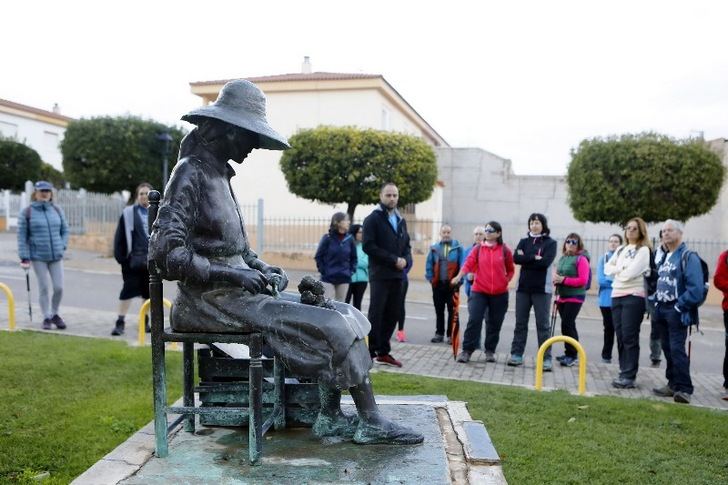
[605,217,652,388]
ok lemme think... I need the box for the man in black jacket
[363,183,412,367]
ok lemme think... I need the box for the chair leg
[183,342,195,433]
[248,333,263,465]
[273,358,286,431]
[151,307,168,457]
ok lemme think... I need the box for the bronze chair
[147,189,286,465]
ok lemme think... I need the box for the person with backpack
[604,217,652,389]
[645,230,668,367]
[507,213,558,369]
[552,233,590,367]
[425,224,464,344]
[111,182,153,336]
[651,220,706,404]
[17,181,69,330]
[451,221,514,363]
[712,245,728,401]
[597,233,622,363]
[315,212,357,301]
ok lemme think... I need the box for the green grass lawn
[1,331,727,484]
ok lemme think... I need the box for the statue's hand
[234,268,269,294]
[263,265,289,292]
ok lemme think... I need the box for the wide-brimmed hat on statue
[182,80,290,151]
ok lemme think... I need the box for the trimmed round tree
[0,138,43,190]
[280,126,438,219]
[567,133,725,224]
[61,116,185,193]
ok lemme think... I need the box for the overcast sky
[3,0,727,174]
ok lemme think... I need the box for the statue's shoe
[353,420,424,445]
[313,411,359,438]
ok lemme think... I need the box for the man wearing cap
[149,80,422,445]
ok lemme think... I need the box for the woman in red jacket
[712,250,728,401]
[451,221,515,363]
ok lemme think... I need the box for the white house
[0,98,71,171]
[188,58,448,222]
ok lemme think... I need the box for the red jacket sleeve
[504,245,515,282]
[713,251,728,293]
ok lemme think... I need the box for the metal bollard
[0,283,16,331]
[138,298,172,347]
[534,335,588,395]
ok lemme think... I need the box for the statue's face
[227,126,258,164]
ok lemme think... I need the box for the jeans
[723,311,728,388]
[600,306,615,360]
[510,291,552,358]
[432,284,459,337]
[612,295,645,381]
[558,301,582,358]
[655,304,694,394]
[345,281,367,311]
[31,259,64,319]
[461,292,509,353]
[367,279,403,357]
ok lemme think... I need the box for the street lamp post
[156,132,173,192]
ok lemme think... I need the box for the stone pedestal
[72,396,505,484]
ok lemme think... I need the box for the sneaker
[673,391,691,404]
[601,358,612,364]
[430,334,444,343]
[111,319,125,336]
[484,351,496,363]
[51,314,66,330]
[375,354,403,368]
[446,337,452,345]
[396,330,406,342]
[507,354,523,366]
[652,385,674,397]
[456,351,472,363]
[611,377,636,389]
[721,388,728,401]
[542,358,553,372]
[42,318,52,330]
[560,356,578,367]
[650,359,661,368]
[555,354,567,363]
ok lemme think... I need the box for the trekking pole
[549,299,558,338]
[24,267,32,324]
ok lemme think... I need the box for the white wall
[0,112,65,171]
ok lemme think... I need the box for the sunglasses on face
[565,239,579,245]
[484,228,497,234]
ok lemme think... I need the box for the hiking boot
[456,351,472,363]
[507,354,523,366]
[375,354,403,368]
[560,356,578,367]
[111,319,125,336]
[650,359,661,368]
[611,377,636,389]
[721,388,728,402]
[51,314,66,330]
[430,334,444,343]
[396,330,406,342]
[673,391,691,404]
[485,351,496,362]
[42,318,52,330]
[543,358,553,372]
[652,385,674,397]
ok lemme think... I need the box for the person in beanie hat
[149,80,423,445]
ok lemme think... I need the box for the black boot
[144,314,151,333]
[111,318,125,336]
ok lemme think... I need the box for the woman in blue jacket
[315,212,357,301]
[597,234,622,363]
[17,181,69,330]
[345,224,368,311]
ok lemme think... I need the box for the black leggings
[345,282,368,311]
[558,301,582,358]
[600,306,615,360]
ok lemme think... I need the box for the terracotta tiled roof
[190,72,382,86]
[0,98,74,122]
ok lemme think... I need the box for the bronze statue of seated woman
[149,79,423,445]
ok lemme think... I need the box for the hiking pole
[24,267,32,324]
[549,299,558,337]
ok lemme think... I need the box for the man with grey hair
[651,219,705,404]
